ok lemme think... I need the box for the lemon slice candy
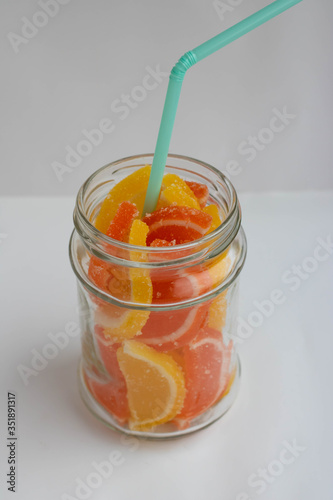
[117,340,186,431]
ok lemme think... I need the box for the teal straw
[143,0,303,214]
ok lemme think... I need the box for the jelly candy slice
[150,266,212,304]
[88,201,139,297]
[139,303,209,352]
[143,206,212,245]
[94,326,125,382]
[116,340,186,431]
[88,256,130,300]
[203,204,222,234]
[173,327,233,429]
[102,220,153,341]
[94,165,151,233]
[106,201,138,241]
[140,265,212,351]
[150,239,176,247]
[185,181,209,208]
[162,173,198,198]
[158,184,200,210]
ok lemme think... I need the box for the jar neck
[73,154,242,269]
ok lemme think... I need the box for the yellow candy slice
[156,173,200,210]
[95,165,151,234]
[162,173,197,198]
[203,204,222,233]
[207,254,232,331]
[117,340,186,431]
[157,183,201,210]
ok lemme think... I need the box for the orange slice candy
[94,165,151,234]
[173,327,233,429]
[156,173,201,210]
[143,206,212,245]
[106,201,138,241]
[88,201,139,299]
[150,239,176,247]
[185,181,209,208]
[140,266,212,351]
[140,303,209,352]
[100,220,153,342]
[116,340,186,430]
[94,326,125,381]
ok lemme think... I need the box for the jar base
[78,356,241,440]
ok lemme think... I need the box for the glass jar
[69,154,247,439]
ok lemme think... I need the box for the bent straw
[143,0,303,214]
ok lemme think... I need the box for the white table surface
[1,192,332,500]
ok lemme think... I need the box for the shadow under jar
[69,154,247,439]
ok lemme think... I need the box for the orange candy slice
[88,201,139,300]
[94,165,151,234]
[158,183,200,210]
[174,327,233,429]
[88,256,130,300]
[140,267,212,351]
[116,340,186,430]
[139,303,209,352]
[162,173,198,198]
[207,253,232,289]
[84,372,130,424]
[185,181,209,208]
[143,206,212,245]
[150,239,176,248]
[94,326,125,381]
[106,201,138,241]
[101,220,153,342]
[203,204,222,234]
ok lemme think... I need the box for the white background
[1,194,333,500]
[1,1,333,500]
[0,0,332,195]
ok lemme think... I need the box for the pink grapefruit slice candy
[143,206,212,246]
[173,327,234,429]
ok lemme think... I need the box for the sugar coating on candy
[106,201,138,241]
[150,239,176,247]
[203,204,222,234]
[95,165,151,233]
[185,181,209,208]
[158,183,200,210]
[143,206,212,245]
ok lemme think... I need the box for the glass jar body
[70,154,247,438]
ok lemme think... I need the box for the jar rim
[69,227,247,311]
[74,153,241,263]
